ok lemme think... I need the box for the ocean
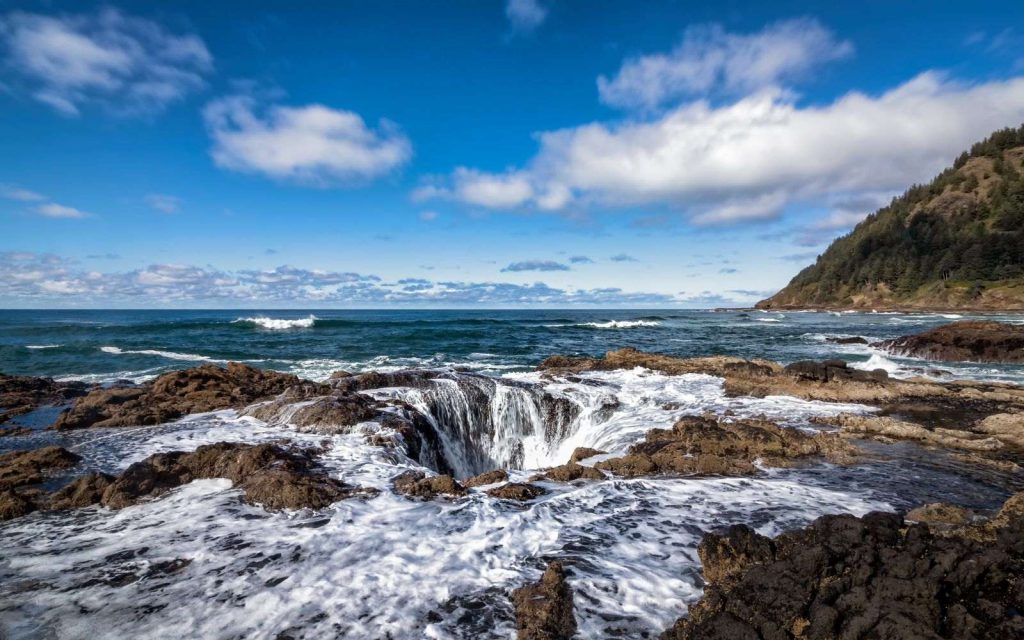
[1,308,1023,639]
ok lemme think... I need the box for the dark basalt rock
[90,442,375,511]
[511,561,577,640]
[463,469,509,488]
[331,369,446,393]
[0,373,89,424]
[825,336,869,345]
[783,359,888,383]
[874,320,1024,363]
[52,363,307,430]
[661,492,1024,640]
[594,415,854,478]
[392,470,467,500]
[486,482,547,502]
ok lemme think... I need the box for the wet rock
[463,469,508,488]
[874,320,1024,363]
[974,412,1024,449]
[0,426,32,437]
[511,561,577,640]
[53,363,307,430]
[595,415,854,478]
[49,472,116,510]
[96,442,373,511]
[331,370,445,393]
[783,359,888,383]
[0,489,35,520]
[825,336,869,345]
[661,492,1024,640]
[539,348,781,379]
[813,413,1005,452]
[486,483,547,502]
[698,524,775,585]
[906,502,974,527]
[0,373,89,425]
[0,446,81,491]
[531,462,604,483]
[288,395,379,433]
[568,447,604,463]
[392,470,466,500]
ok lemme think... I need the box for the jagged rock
[94,442,373,511]
[594,415,854,478]
[531,462,604,483]
[0,489,35,520]
[48,472,115,510]
[486,482,546,502]
[825,336,869,345]
[568,447,604,463]
[288,395,379,433]
[463,469,508,488]
[331,370,445,393]
[511,561,577,640]
[0,426,32,437]
[698,524,775,584]
[906,502,974,527]
[0,446,81,491]
[783,359,888,383]
[874,320,1024,363]
[974,412,1024,448]
[0,373,89,425]
[539,348,781,379]
[53,363,307,430]
[813,413,1005,451]
[392,470,466,500]
[661,492,1024,640]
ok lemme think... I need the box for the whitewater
[2,309,1023,638]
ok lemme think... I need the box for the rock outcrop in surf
[874,320,1024,363]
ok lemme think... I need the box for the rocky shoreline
[2,331,1023,638]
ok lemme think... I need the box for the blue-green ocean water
[2,308,1023,383]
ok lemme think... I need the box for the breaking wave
[100,346,223,363]
[233,315,318,330]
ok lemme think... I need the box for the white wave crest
[233,315,317,330]
[26,344,62,349]
[581,320,661,329]
[100,346,220,362]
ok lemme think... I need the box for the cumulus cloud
[0,251,682,306]
[505,0,548,33]
[0,7,212,116]
[145,193,180,213]
[34,202,88,218]
[203,94,412,185]
[421,72,1024,226]
[501,260,570,272]
[597,19,852,111]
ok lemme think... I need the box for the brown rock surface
[905,502,974,527]
[531,462,604,483]
[511,561,577,640]
[0,446,81,491]
[463,469,508,487]
[813,413,1007,451]
[486,482,547,502]
[0,373,89,424]
[392,470,467,500]
[568,447,604,463]
[874,320,1024,363]
[53,363,306,430]
[593,415,854,478]
[48,472,116,510]
[662,492,1024,640]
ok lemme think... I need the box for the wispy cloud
[204,93,412,185]
[34,202,88,218]
[505,0,548,34]
[0,7,212,117]
[569,255,593,264]
[597,18,852,111]
[501,260,570,272]
[418,210,439,221]
[609,254,638,263]
[145,193,180,214]
[1,184,46,202]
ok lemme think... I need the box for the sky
[2,0,1024,308]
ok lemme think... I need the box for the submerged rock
[511,561,577,640]
[392,470,467,500]
[661,492,1024,640]
[874,320,1024,363]
[825,336,869,345]
[485,482,547,502]
[594,415,854,478]
[783,359,888,383]
[0,373,89,425]
[53,363,306,430]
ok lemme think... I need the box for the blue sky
[2,0,1024,308]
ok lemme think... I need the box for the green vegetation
[759,125,1024,310]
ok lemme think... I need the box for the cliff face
[758,126,1024,311]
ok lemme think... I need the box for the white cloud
[505,0,548,33]
[34,202,87,218]
[598,19,852,111]
[423,73,1024,225]
[1,184,46,201]
[0,7,212,116]
[145,193,180,213]
[204,95,412,185]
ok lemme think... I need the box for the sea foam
[233,315,317,330]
